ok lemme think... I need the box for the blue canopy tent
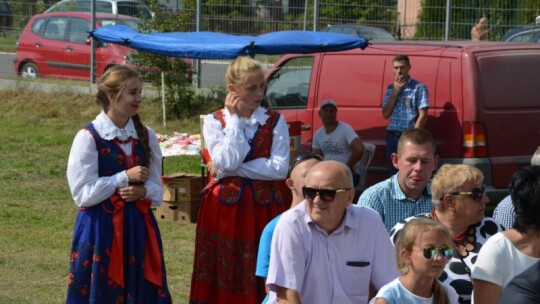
[90,26,369,125]
[90,26,369,59]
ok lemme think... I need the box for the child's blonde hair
[395,217,453,304]
[226,56,263,86]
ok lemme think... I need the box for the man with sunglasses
[357,128,437,232]
[266,161,399,303]
[256,152,322,304]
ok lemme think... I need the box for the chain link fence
[2,0,540,85]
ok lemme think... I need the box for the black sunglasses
[289,152,323,175]
[448,185,486,202]
[302,186,350,203]
[417,245,453,261]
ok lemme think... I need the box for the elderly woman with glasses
[471,165,540,304]
[389,164,504,304]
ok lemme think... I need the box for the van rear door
[472,48,540,188]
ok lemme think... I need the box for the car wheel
[20,62,39,78]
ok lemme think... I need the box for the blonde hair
[395,217,452,304]
[95,65,152,165]
[431,164,483,208]
[226,56,264,86]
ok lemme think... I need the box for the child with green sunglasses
[372,218,459,304]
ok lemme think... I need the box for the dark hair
[393,54,410,66]
[511,165,540,233]
[397,128,436,156]
[95,65,152,166]
[289,152,323,176]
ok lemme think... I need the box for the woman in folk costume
[189,56,290,304]
[66,65,171,303]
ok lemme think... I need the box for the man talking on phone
[381,54,429,175]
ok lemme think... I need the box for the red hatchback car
[14,11,140,80]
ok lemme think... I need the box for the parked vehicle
[0,0,12,32]
[501,25,540,43]
[45,0,152,19]
[321,24,396,41]
[264,41,540,203]
[14,11,141,80]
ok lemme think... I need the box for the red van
[14,11,140,80]
[264,41,540,203]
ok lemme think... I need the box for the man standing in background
[382,54,429,175]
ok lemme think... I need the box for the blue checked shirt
[382,77,429,132]
[492,195,514,229]
[357,174,433,232]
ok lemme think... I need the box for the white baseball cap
[319,99,337,110]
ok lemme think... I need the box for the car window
[96,2,113,13]
[31,17,47,35]
[265,56,314,109]
[99,18,141,31]
[117,2,151,19]
[508,31,536,42]
[68,17,91,43]
[44,17,68,40]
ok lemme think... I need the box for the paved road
[0,52,16,77]
[1,52,230,87]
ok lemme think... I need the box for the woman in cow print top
[389,164,504,304]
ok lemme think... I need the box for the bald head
[304,160,355,234]
[306,161,354,190]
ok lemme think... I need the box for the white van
[45,0,153,19]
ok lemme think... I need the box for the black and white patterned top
[389,213,504,304]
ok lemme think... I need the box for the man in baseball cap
[312,99,365,193]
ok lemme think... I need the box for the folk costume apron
[189,109,288,304]
[66,123,171,304]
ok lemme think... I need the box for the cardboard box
[155,200,200,223]
[162,173,203,202]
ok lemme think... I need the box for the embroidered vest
[212,109,284,205]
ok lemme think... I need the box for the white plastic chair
[355,143,376,192]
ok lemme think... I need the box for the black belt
[387,130,402,137]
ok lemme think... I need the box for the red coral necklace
[114,137,133,145]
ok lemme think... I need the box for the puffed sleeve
[145,127,163,206]
[203,112,251,173]
[67,129,129,207]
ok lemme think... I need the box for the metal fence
[2,0,540,87]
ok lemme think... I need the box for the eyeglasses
[417,245,453,261]
[289,152,323,175]
[302,186,350,203]
[448,185,486,202]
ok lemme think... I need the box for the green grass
[0,88,202,303]
[0,32,19,53]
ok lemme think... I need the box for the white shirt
[374,277,459,304]
[472,232,540,288]
[67,111,163,207]
[312,121,361,173]
[266,203,399,304]
[203,106,289,181]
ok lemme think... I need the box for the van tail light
[462,121,488,158]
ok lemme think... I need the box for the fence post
[444,0,452,40]
[195,0,202,89]
[313,0,319,31]
[90,0,96,85]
